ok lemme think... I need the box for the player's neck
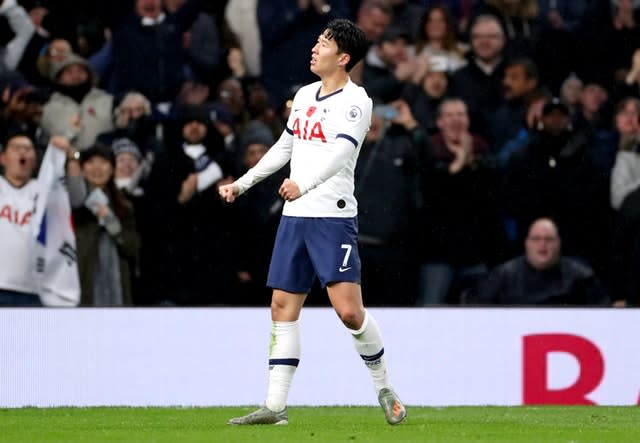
[319,71,349,97]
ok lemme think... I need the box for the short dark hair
[506,57,539,80]
[1,129,34,151]
[323,19,368,72]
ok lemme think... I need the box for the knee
[336,307,364,330]
[270,298,286,318]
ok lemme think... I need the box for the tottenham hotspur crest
[345,105,362,122]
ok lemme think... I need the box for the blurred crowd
[1,0,640,307]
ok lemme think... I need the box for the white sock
[265,320,300,412]
[349,310,391,394]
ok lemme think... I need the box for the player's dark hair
[323,19,368,72]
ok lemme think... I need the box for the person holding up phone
[65,139,140,306]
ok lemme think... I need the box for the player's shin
[349,310,391,394]
[265,320,300,412]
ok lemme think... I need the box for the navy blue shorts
[267,216,361,293]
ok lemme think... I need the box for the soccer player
[219,18,406,426]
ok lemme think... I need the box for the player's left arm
[295,98,372,195]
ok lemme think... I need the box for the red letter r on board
[523,334,604,405]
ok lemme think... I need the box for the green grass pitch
[1,406,639,443]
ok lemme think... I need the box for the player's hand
[219,182,240,203]
[279,178,301,202]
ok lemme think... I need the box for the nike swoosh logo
[339,267,352,272]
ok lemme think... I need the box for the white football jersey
[284,79,372,217]
[0,176,38,294]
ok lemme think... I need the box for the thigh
[306,217,361,288]
[267,216,316,293]
[417,262,454,305]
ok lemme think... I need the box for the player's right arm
[219,129,293,203]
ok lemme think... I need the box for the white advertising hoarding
[0,308,638,407]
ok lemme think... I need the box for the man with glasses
[467,218,610,306]
[450,14,507,138]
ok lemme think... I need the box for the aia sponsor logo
[0,204,31,226]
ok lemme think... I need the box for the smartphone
[373,104,398,120]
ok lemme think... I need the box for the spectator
[609,100,640,306]
[66,143,140,306]
[105,0,205,104]
[350,0,393,84]
[503,98,611,274]
[356,100,427,306]
[494,91,548,169]
[403,63,450,135]
[573,81,617,177]
[610,97,640,210]
[355,0,392,43]
[574,81,611,134]
[34,38,72,86]
[142,104,234,305]
[361,26,418,103]
[97,91,162,155]
[417,98,503,305]
[474,0,541,57]
[410,4,468,74]
[40,53,114,150]
[449,14,506,138]
[0,133,79,306]
[488,57,542,154]
[165,0,225,87]
[469,218,610,305]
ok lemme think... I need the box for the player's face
[0,136,36,184]
[310,31,343,77]
[525,220,561,270]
